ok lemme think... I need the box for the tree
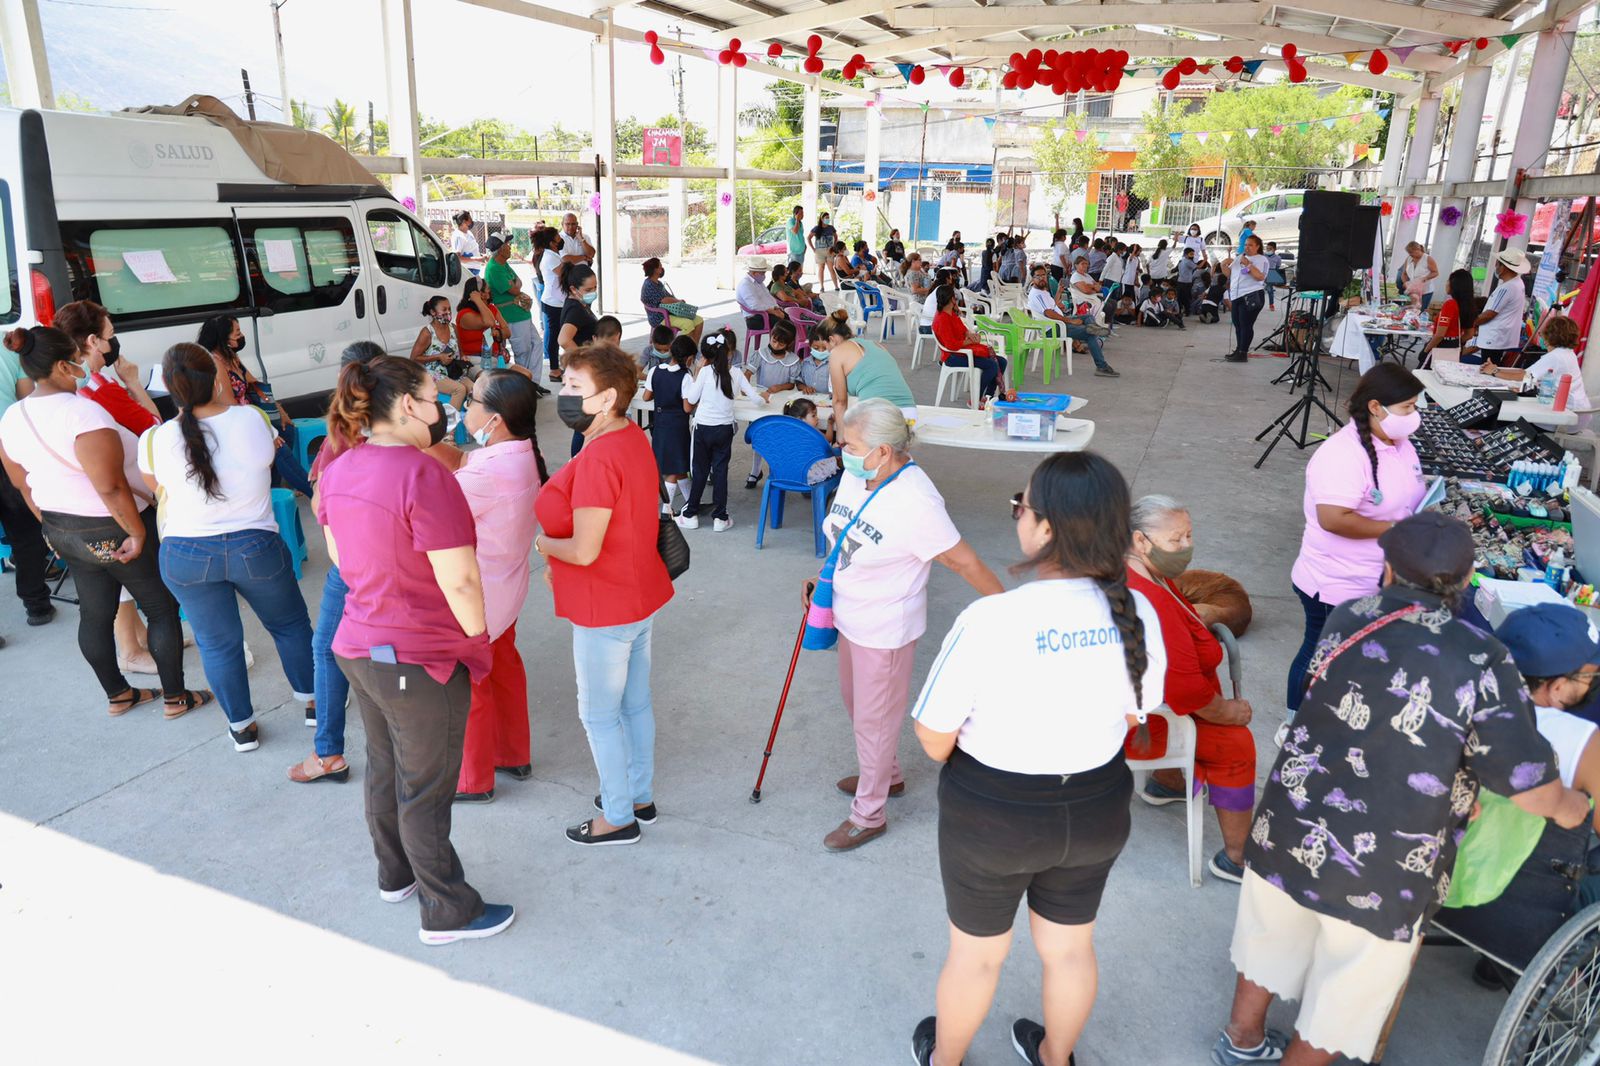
[322,98,359,149]
[1174,83,1384,188]
[1131,100,1195,205]
[290,99,317,130]
[1032,120,1105,226]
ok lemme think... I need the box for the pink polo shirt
[1290,421,1425,606]
[455,438,541,641]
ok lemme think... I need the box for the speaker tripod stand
[1254,293,1343,468]
[1269,289,1332,389]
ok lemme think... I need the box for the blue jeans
[943,352,1007,398]
[273,425,314,497]
[1061,321,1109,370]
[159,529,315,727]
[313,563,350,757]
[572,615,656,826]
[1285,584,1334,716]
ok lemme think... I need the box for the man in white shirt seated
[737,258,781,329]
[1468,249,1532,368]
[1024,264,1119,378]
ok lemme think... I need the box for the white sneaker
[243,641,255,669]
[675,514,700,530]
[379,881,417,903]
[713,517,734,532]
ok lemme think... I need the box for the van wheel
[1206,231,1231,249]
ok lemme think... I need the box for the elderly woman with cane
[801,398,1003,852]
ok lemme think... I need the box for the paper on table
[262,238,299,274]
[121,250,177,284]
[1415,476,1447,514]
[918,413,971,429]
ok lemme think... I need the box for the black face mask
[557,393,596,432]
[424,398,448,446]
[230,337,247,354]
[103,335,121,365]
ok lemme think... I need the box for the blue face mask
[581,291,599,305]
[840,449,879,480]
[471,413,497,447]
[810,349,827,362]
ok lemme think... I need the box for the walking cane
[750,612,809,804]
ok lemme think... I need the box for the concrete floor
[0,281,1511,1064]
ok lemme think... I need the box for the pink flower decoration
[1440,205,1463,227]
[719,191,734,207]
[401,196,417,212]
[1494,209,1528,238]
[589,192,603,214]
[1401,201,1419,220]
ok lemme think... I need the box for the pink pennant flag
[1195,131,1210,144]
[1270,124,1285,135]
[1348,112,1364,123]
[1244,127,1259,139]
[702,48,721,62]
[1074,129,1090,143]
[1392,45,1417,61]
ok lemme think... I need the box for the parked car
[1203,190,1307,251]
[737,222,789,257]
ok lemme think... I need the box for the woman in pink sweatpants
[808,398,1003,853]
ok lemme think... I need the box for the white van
[0,105,463,410]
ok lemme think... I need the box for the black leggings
[684,422,735,522]
[1231,290,1266,356]
[0,477,51,615]
[42,507,186,698]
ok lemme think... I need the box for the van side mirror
[446,252,462,286]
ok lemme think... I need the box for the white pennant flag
[1195,131,1210,145]
[1244,127,1259,139]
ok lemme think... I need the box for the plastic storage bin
[989,393,1072,442]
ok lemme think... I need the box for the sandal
[162,689,214,721]
[287,752,349,784]
[108,687,159,717]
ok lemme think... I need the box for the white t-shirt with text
[138,405,277,538]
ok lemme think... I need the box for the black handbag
[658,484,690,580]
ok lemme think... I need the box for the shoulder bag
[19,398,155,509]
[802,462,914,651]
[657,479,690,580]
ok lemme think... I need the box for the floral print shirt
[1245,585,1558,941]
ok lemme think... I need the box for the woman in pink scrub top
[1286,364,1427,720]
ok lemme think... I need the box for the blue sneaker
[1210,1028,1290,1064]
[419,902,515,946]
[1139,777,1186,807]
[1209,849,1246,884]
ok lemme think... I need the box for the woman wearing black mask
[318,355,511,945]
[197,315,312,496]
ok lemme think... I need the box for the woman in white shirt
[0,326,207,719]
[675,329,767,533]
[1049,228,1071,281]
[1182,224,1209,261]
[1525,315,1591,431]
[140,343,313,753]
[804,399,1004,855]
[1149,239,1172,283]
[1222,234,1270,363]
[1122,243,1146,290]
[906,451,1163,1066]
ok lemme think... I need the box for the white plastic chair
[1127,622,1243,888]
[934,345,982,407]
[910,327,935,370]
[879,286,921,341]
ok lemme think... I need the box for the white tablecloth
[1415,369,1578,429]
[1328,312,1431,374]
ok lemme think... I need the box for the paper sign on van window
[262,239,299,274]
[121,250,178,284]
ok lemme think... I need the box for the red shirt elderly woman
[1122,494,1257,883]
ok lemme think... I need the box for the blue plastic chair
[0,516,11,565]
[271,488,308,579]
[744,416,842,558]
[855,282,892,337]
[290,416,329,474]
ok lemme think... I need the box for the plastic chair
[1005,307,1068,386]
[910,325,936,370]
[290,416,329,474]
[974,315,1024,381]
[0,516,12,565]
[878,286,920,340]
[934,346,982,408]
[744,416,842,558]
[271,488,309,580]
[783,305,824,355]
[641,302,681,341]
[855,282,892,339]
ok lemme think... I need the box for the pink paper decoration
[1494,209,1528,238]
[1401,201,1419,220]
[589,192,603,214]
[401,196,416,211]
[719,191,734,207]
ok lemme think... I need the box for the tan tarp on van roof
[123,94,388,192]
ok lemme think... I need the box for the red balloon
[1368,48,1388,74]
[644,30,658,45]
[1198,63,1213,73]
[850,52,865,69]
[1178,56,1198,75]
[1476,37,1489,49]
[718,49,732,65]
[1002,71,1019,90]
[1281,42,1297,59]
[1019,73,1035,90]
[1288,60,1307,83]
[767,42,782,58]
[1009,52,1025,70]
[1162,68,1181,90]
[1116,50,1131,66]
[804,55,823,74]
[1044,49,1058,64]
[949,66,965,88]
[1027,48,1042,65]
[733,52,747,67]
[650,45,664,65]
[729,38,741,51]
[909,64,925,84]
[806,34,822,54]
[1224,55,1243,73]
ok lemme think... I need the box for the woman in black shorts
[906,451,1166,1066]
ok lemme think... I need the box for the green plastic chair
[1004,307,1069,385]
[975,314,1025,386]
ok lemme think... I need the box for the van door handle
[355,290,366,318]
[377,285,387,314]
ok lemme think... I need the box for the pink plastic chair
[783,305,824,355]
[641,302,681,341]
[740,304,777,365]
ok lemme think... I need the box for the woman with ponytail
[905,451,1164,1066]
[138,344,313,754]
[1285,362,1425,730]
[0,326,205,719]
[806,308,914,420]
[196,315,313,497]
[316,355,510,945]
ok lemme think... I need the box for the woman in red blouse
[1421,268,1475,365]
[1123,495,1257,883]
[929,285,1014,403]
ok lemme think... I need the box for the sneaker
[1210,1028,1290,1064]
[745,472,763,489]
[26,605,55,626]
[910,1016,937,1066]
[1011,1018,1074,1065]
[1225,353,1249,363]
[454,789,495,804]
[496,764,534,780]
[675,513,700,530]
[1094,365,1120,378]
[230,723,260,752]
[379,881,417,904]
[566,818,642,846]
[713,517,734,533]
[419,902,515,946]
[305,704,317,728]
[1209,849,1246,884]
[593,795,658,825]
[1139,777,1187,807]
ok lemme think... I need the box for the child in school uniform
[677,329,768,532]
[1161,284,1186,330]
[1198,271,1226,324]
[1138,291,1166,327]
[783,396,840,486]
[639,323,675,378]
[643,335,696,515]
[797,341,832,397]
[746,319,808,488]
[1113,293,1138,325]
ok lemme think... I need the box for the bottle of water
[1538,372,1558,405]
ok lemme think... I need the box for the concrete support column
[716,63,738,291]
[667,182,686,269]
[1392,92,1441,261]
[863,93,882,249]
[591,20,620,313]
[802,82,821,239]
[1378,101,1412,190]
[379,0,422,213]
[1504,22,1578,255]
[1429,63,1492,289]
[0,0,54,109]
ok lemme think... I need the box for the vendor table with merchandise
[1416,368,1578,430]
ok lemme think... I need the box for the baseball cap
[1377,512,1475,587]
[486,234,510,253]
[1497,603,1600,677]
[1496,249,1532,275]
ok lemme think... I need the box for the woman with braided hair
[1285,363,1425,731]
[905,451,1166,1066]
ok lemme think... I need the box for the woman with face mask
[197,315,313,497]
[451,370,542,802]
[1183,223,1208,261]
[556,263,600,365]
[536,343,674,845]
[1124,494,1257,882]
[1285,364,1426,732]
[802,399,1003,853]
[318,355,509,945]
[0,326,206,718]
[409,296,470,410]
[56,300,160,437]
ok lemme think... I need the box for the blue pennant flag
[1243,60,1264,76]
[895,63,915,82]
[1378,108,1391,119]
[1168,132,1184,146]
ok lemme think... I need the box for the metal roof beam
[730,0,922,42]
[1202,23,1455,72]
[1273,0,1513,38]
[890,3,1266,29]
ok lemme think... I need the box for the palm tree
[290,99,317,131]
[322,98,359,149]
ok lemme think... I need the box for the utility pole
[241,69,257,120]
[368,101,376,154]
[270,1,290,122]
[911,107,929,244]
[673,25,688,133]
